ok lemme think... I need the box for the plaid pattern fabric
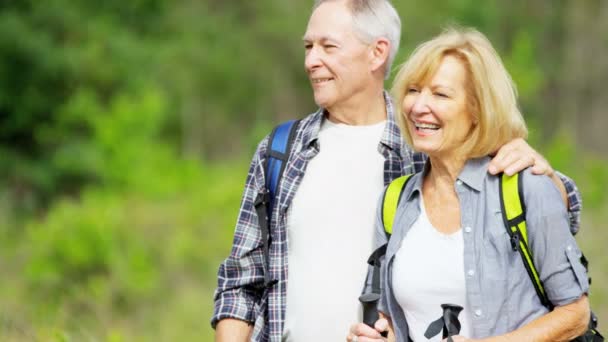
[211,91,581,341]
[556,171,582,234]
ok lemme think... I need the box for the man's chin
[313,95,334,109]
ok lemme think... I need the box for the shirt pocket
[484,213,511,257]
[483,237,510,283]
[482,212,514,280]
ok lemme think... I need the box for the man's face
[303,1,373,111]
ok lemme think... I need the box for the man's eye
[435,92,448,98]
[324,45,337,49]
[304,44,312,50]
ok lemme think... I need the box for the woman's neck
[426,155,467,191]
[422,155,467,234]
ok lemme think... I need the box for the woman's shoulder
[519,168,560,195]
[392,172,423,214]
[402,172,424,196]
[519,168,567,213]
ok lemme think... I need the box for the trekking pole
[359,293,381,326]
[424,303,463,342]
[359,245,389,337]
[359,293,388,338]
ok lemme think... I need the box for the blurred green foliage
[0,0,606,340]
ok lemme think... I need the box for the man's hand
[488,138,567,204]
[488,138,552,176]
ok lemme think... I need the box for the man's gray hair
[313,0,401,78]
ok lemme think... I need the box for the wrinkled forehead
[303,0,356,41]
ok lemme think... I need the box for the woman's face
[402,55,475,158]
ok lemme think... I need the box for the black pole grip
[359,293,388,338]
[441,303,464,338]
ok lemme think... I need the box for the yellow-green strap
[501,173,528,244]
[518,239,547,299]
[500,173,549,306]
[382,175,413,235]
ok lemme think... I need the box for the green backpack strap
[499,172,552,309]
[382,174,414,235]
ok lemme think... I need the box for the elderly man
[212,1,582,341]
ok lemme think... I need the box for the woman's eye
[407,87,419,93]
[435,92,448,98]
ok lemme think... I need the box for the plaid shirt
[211,92,582,341]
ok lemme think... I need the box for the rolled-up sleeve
[524,171,589,307]
[211,138,269,328]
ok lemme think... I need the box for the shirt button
[567,245,573,251]
[467,269,475,277]
[456,180,463,186]
[464,226,472,233]
[474,309,483,317]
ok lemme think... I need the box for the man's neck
[325,88,387,126]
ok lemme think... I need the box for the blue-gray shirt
[376,157,589,341]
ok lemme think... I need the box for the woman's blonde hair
[391,27,528,158]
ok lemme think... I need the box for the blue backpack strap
[253,119,300,288]
[265,120,300,215]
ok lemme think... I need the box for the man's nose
[304,46,322,72]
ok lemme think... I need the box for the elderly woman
[348,28,591,342]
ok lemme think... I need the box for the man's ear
[369,37,390,74]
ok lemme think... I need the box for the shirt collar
[302,90,401,151]
[379,90,402,152]
[458,156,491,191]
[302,108,324,149]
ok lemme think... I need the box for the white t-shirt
[392,196,472,341]
[283,119,386,342]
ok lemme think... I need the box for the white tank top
[391,196,472,341]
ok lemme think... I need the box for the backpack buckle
[254,191,270,208]
[264,278,278,289]
[510,233,520,251]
